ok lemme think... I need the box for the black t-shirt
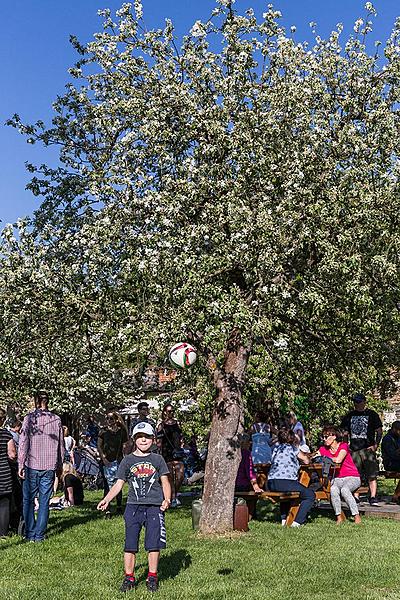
[98,428,128,462]
[64,473,84,505]
[341,409,383,451]
[117,452,169,505]
[157,422,182,462]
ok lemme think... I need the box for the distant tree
[5,1,400,532]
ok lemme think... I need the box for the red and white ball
[169,342,197,369]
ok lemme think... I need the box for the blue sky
[1,0,399,225]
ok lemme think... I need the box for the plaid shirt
[18,409,64,471]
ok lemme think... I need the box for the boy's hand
[160,499,171,512]
[97,498,109,511]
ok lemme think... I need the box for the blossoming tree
[5,1,400,532]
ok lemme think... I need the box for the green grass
[1,486,400,600]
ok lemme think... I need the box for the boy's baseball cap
[132,422,155,437]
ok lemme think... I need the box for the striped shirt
[0,428,13,494]
[18,410,64,471]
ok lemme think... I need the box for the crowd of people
[1,389,400,591]
[234,392,395,527]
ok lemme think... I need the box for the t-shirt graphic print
[341,409,383,452]
[117,453,170,506]
[130,461,158,502]
[350,415,369,440]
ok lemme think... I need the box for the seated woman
[50,463,84,508]
[235,435,263,519]
[268,428,314,527]
[250,411,273,466]
[315,425,361,524]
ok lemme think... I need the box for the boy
[97,422,171,593]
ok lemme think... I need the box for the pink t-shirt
[319,442,360,478]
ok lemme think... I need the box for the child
[97,422,171,593]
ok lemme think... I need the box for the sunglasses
[323,434,334,439]
[106,416,115,422]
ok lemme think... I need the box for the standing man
[340,393,383,506]
[18,391,64,542]
[129,402,157,437]
[129,402,157,454]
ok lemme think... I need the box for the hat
[132,422,155,437]
[353,393,366,404]
[137,401,149,411]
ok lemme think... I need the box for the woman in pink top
[316,425,361,524]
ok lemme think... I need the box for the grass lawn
[1,486,400,600]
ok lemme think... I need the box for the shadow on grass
[1,501,102,550]
[217,568,234,575]
[47,502,103,536]
[136,549,192,583]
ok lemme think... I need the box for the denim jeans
[268,479,315,525]
[103,461,122,507]
[23,468,55,541]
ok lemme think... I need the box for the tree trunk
[199,332,251,534]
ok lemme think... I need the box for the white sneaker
[291,521,301,528]
[171,498,181,508]
[281,519,287,526]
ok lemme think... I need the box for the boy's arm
[97,479,125,510]
[160,475,172,512]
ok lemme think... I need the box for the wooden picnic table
[299,463,338,499]
[281,463,341,526]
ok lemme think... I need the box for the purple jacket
[235,448,256,488]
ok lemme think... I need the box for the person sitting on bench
[268,428,314,527]
[314,425,361,524]
[235,435,263,494]
[381,421,400,503]
[235,435,263,519]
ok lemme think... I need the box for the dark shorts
[351,448,379,480]
[124,504,166,553]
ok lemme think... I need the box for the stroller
[74,447,103,491]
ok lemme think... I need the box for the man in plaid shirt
[18,391,64,542]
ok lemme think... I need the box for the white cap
[132,422,155,438]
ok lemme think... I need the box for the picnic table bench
[380,471,400,479]
[234,490,301,525]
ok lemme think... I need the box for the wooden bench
[381,471,400,480]
[234,490,301,525]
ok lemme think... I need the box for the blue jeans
[103,461,122,507]
[268,479,315,525]
[23,468,55,541]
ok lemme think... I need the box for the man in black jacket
[381,421,400,503]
